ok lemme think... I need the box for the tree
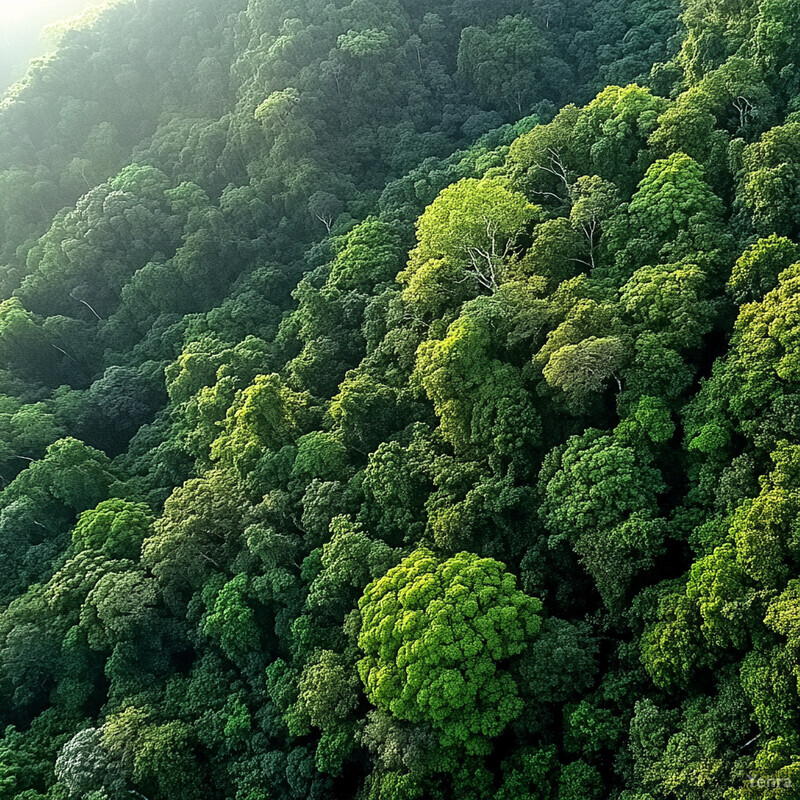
[80,364,167,452]
[142,469,249,600]
[637,580,708,690]
[288,649,360,736]
[754,0,800,74]
[308,191,344,234]
[729,448,800,588]
[685,543,754,650]
[457,16,554,115]
[413,298,541,459]
[210,374,308,481]
[357,547,542,753]
[740,122,800,236]
[532,290,619,400]
[0,299,62,385]
[683,264,800,460]
[740,647,800,742]
[571,84,667,194]
[622,332,694,402]
[55,728,127,800]
[203,574,260,663]
[1,437,115,515]
[564,699,625,755]
[255,88,301,130]
[558,761,603,800]
[539,430,667,608]
[330,368,404,453]
[542,335,628,399]
[619,261,716,350]
[306,516,398,622]
[496,746,559,800]
[360,425,439,547]
[327,218,405,293]
[0,399,64,482]
[102,708,207,800]
[727,234,800,304]
[540,429,663,542]
[522,217,586,289]
[647,88,727,173]
[72,499,153,561]
[291,432,349,483]
[400,177,540,314]
[80,567,160,653]
[610,153,726,274]
[516,618,598,705]
[632,154,723,239]
[338,28,393,58]
[568,175,619,270]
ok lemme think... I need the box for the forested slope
[3,0,800,798]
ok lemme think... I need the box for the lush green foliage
[6,0,800,797]
[358,548,541,753]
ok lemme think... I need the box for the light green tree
[357,547,542,754]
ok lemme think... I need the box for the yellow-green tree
[357,548,541,754]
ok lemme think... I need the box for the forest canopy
[2,0,800,798]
